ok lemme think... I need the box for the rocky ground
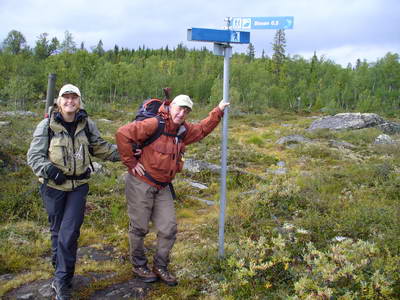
[2,246,152,300]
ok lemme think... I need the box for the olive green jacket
[27,110,119,191]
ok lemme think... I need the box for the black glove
[83,167,91,179]
[47,165,67,185]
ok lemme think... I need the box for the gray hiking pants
[125,174,177,268]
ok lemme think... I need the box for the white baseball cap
[171,95,193,110]
[59,84,81,97]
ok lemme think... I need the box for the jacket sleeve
[87,118,120,162]
[183,106,224,145]
[115,118,159,170]
[27,119,52,178]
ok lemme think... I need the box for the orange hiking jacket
[116,103,223,188]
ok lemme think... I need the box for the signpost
[230,16,294,30]
[188,28,250,44]
[188,16,293,259]
[187,26,249,258]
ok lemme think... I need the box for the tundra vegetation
[0,30,399,299]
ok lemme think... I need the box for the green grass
[1,101,400,299]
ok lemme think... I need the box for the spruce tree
[246,43,255,61]
[272,29,286,77]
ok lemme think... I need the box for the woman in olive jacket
[27,84,119,300]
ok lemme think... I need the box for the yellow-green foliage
[246,134,265,146]
[293,240,396,299]
[1,102,400,299]
[0,222,49,273]
[220,235,293,298]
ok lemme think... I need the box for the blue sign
[231,17,294,30]
[187,28,250,44]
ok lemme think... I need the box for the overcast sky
[1,0,399,67]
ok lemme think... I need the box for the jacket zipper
[83,145,86,166]
[62,146,67,166]
[71,132,76,190]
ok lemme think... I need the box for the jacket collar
[54,109,88,123]
[50,109,88,133]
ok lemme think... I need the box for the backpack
[132,98,167,151]
[132,88,187,153]
[132,88,187,199]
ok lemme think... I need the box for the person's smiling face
[169,103,191,125]
[60,93,80,114]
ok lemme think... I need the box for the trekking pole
[45,74,56,118]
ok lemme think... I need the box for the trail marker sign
[187,27,250,44]
[230,16,294,30]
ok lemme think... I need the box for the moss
[1,103,400,299]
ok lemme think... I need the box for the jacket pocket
[149,141,176,173]
[74,134,91,175]
[49,137,69,169]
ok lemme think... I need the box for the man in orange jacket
[116,95,229,286]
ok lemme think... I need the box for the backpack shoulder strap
[84,121,91,142]
[84,120,95,162]
[161,123,187,142]
[47,118,53,153]
[141,116,165,147]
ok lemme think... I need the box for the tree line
[0,29,399,116]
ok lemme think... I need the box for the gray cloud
[0,0,399,66]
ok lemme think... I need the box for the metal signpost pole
[187,16,293,258]
[218,44,232,258]
[187,23,250,259]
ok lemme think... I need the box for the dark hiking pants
[40,183,89,284]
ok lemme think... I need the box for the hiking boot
[132,265,158,283]
[152,266,178,286]
[51,280,72,300]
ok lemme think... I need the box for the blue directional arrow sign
[231,16,294,30]
[187,27,250,44]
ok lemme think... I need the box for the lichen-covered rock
[308,113,385,131]
[0,111,38,117]
[328,140,356,149]
[183,158,221,174]
[374,134,395,144]
[275,135,312,145]
[376,122,400,134]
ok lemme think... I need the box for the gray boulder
[183,179,208,190]
[374,134,395,145]
[267,168,288,175]
[0,121,11,126]
[308,113,385,131]
[90,162,110,175]
[275,135,312,145]
[376,122,400,134]
[183,158,221,174]
[188,196,215,206]
[183,158,268,181]
[0,111,38,117]
[328,140,356,149]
